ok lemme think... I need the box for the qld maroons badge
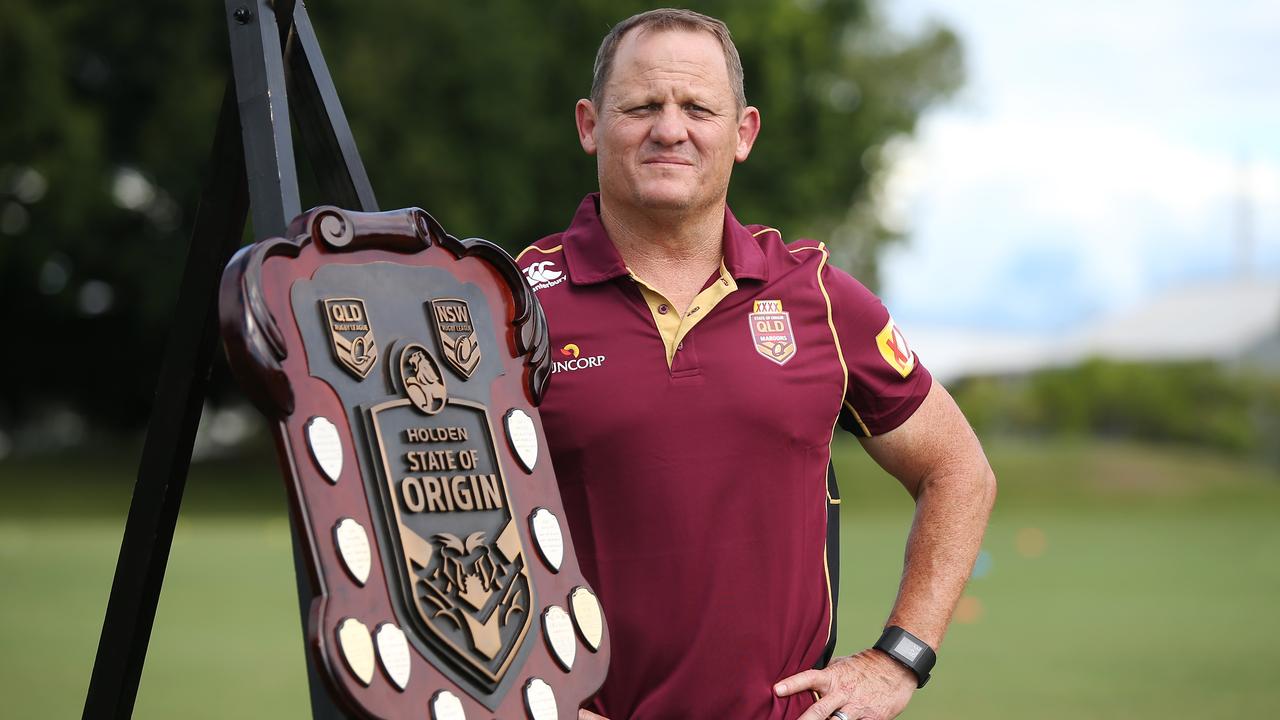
[749,299,797,365]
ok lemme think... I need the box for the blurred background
[1,0,1277,717]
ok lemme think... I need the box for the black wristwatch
[873,626,936,688]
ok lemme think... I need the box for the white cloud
[879,0,1280,332]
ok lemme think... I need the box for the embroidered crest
[749,299,797,365]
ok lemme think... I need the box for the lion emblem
[399,344,447,415]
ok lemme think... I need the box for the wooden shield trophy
[219,205,609,719]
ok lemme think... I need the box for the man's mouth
[642,158,694,167]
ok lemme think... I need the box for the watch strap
[873,626,936,688]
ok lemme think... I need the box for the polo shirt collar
[561,193,770,286]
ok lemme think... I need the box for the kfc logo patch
[876,317,916,377]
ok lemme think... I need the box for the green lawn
[2,436,1278,718]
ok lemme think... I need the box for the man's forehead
[607,28,731,95]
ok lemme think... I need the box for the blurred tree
[950,359,1280,464]
[0,0,962,433]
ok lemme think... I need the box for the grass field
[2,436,1278,718]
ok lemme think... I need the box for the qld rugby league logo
[323,298,378,378]
[429,298,481,378]
[749,299,797,365]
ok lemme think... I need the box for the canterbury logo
[523,261,563,285]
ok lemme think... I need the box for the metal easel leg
[82,84,250,720]
[85,0,378,715]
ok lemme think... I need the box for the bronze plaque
[220,206,609,718]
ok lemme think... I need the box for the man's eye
[627,103,660,114]
[685,104,712,115]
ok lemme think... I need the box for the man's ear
[576,99,599,156]
[734,105,762,163]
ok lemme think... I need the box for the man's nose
[648,104,689,145]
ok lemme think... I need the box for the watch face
[893,636,925,662]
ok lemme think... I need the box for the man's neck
[598,196,725,311]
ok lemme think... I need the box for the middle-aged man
[516,9,996,720]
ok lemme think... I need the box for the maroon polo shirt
[518,194,932,719]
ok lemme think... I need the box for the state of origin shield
[219,206,609,719]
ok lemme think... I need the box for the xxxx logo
[523,260,566,292]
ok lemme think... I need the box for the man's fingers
[794,691,849,720]
[579,710,609,720]
[774,668,831,697]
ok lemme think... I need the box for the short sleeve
[823,265,932,437]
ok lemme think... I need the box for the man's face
[576,29,760,214]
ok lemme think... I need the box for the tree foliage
[951,359,1280,463]
[0,0,962,432]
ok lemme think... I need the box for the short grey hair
[590,8,747,110]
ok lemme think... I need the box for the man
[517,9,996,720]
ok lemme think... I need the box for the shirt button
[677,342,684,351]
[688,307,699,315]
[658,304,669,314]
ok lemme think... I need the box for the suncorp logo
[523,260,566,292]
[553,343,606,374]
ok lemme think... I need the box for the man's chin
[628,185,703,212]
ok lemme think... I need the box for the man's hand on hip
[774,649,916,720]
[579,709,609,719]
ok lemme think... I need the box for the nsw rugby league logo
[429,298,481,378]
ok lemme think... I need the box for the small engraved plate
[505,408,539,472]
[334,518,372,585]
[431,689,467,720]
[375,623,411,690]
[570,587,604,652]
[529,507,564,572]
[336,618,375,686]
[524,678,557,720]
[306,416,343,483]
[542,605,576,672]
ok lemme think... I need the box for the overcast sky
[877,0,1280,333]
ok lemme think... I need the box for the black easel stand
[83,1,375,717]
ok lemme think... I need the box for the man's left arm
[775,378,997,720]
